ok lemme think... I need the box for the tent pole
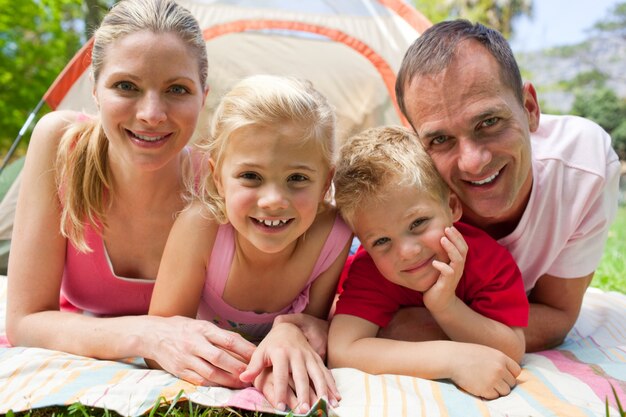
[0,99,45,176]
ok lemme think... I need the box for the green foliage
[411,0,532,37]
[0,0,83,157]
[570,88,626,160]
[593,2,626,38]
[595,205,626,294]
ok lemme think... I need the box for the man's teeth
[259,219,287,227]
[133,133,166,142]
[471,171,499,185]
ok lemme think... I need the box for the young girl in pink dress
[149,75,352,414]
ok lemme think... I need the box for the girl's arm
[147,203,256,387]
[241,222,351,413]
[328,314,521,400]
[274,237,352,357]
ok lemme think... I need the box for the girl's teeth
[260,219,286,227]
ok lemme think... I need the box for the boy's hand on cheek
[423,226,467,314]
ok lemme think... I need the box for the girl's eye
[114,81,137,92]
[372,237,390,247]
[169,85,189,95]
[240,172,261,181]
[288,173,308,182]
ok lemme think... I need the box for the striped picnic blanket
[1,274,625,416]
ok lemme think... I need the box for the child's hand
[273,313,329,359]
[450,343,521,399]
[423,226,467,313]
[240,322,340,413]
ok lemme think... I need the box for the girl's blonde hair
[56,0,208,252]
[334,125,450,230]
[197,75,336,223]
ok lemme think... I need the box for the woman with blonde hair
[6,0,255,388]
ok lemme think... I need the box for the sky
[509,0,622,52]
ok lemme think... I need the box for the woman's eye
[114,81,137,92]
[372,237,390,247]
[169,85,189,95]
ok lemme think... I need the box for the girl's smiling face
[213,123,333,254]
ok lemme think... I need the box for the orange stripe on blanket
[380,374,389,417]
[430,380,449,417]
[2,351,67,404]
[411,377,427,416]
[517,368,589,417]
[364,373,371,417]
[394,375,407,417]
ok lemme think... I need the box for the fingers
[239,349,267,383]
[208,328,256,361]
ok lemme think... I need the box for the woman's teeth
[132,132,167,142]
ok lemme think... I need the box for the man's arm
[525,272,593,352]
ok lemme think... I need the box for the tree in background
[412,0,532,38]
[0,0,113,159]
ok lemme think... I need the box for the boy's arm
[328,314,521,399]
[424,226,525,362]
[430,303,525,363]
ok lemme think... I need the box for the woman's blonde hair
[196,74,336,223]
[334,125,450,230]
[56,0,207,251]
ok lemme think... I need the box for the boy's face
[353,183,462,292]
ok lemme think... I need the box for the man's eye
[372,237,390,247]
[431,136,449,145]
[482,117,499,127]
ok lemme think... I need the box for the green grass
[6,396,284,417]
[593,204,626,294]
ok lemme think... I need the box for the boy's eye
[372,237,390,247]
[113,81,137,92]
[410,218,428,230]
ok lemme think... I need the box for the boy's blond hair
[334,125,449,229]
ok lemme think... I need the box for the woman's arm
[148,203,256,386]
[5,111,146,358]
[328,314,521,400]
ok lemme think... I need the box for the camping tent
[0,0,430,272]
